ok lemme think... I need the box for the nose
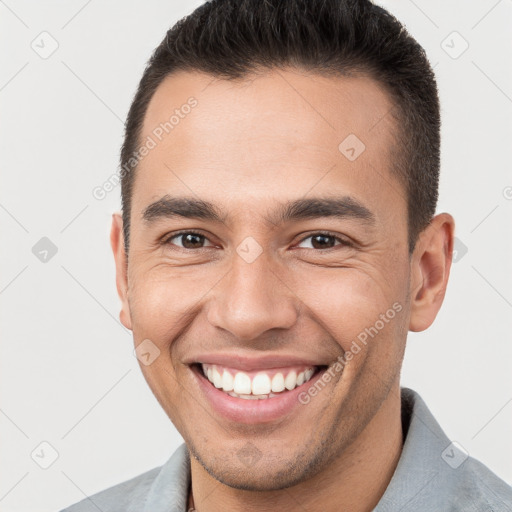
[206,251,299,342]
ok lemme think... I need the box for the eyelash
[162,230,353,250]
[162,230,214,248]
[295,231,353,250]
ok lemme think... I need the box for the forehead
[133,67,404,227]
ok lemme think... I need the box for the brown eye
[297,233,351,250]
[166,232,213,249]
[311,234,336,249]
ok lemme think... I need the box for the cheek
[292,267,404,352]
[127,264,219,339]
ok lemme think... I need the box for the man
[62,0,512,510]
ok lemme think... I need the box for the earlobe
[408,213,455,332]
[110,212,132,330]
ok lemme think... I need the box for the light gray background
[1,1,511,511]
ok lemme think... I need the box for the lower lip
[191,365,327,424]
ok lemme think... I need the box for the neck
[189,386,403,512]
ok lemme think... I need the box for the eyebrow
[142,195,376,227]
[273,196,375,226]
[142,196,225,223]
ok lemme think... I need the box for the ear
[110,212,132,330]
[409,213,455,332]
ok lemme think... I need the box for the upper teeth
[202,363,315,397]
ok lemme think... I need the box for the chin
[204,464,309,492]
[190,441,330,492]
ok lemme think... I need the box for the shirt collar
[374,387,461,511]
[144,441,190,512]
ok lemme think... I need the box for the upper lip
[184,352,330,371]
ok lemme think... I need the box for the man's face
[117,68,414,489]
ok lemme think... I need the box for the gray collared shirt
[61,387,512,511]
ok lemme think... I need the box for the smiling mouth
[193,363,328,400]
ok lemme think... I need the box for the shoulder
[59,443,190,512]
[395,388,512,511]
[59,466,162,512]
[451,456,512,511]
